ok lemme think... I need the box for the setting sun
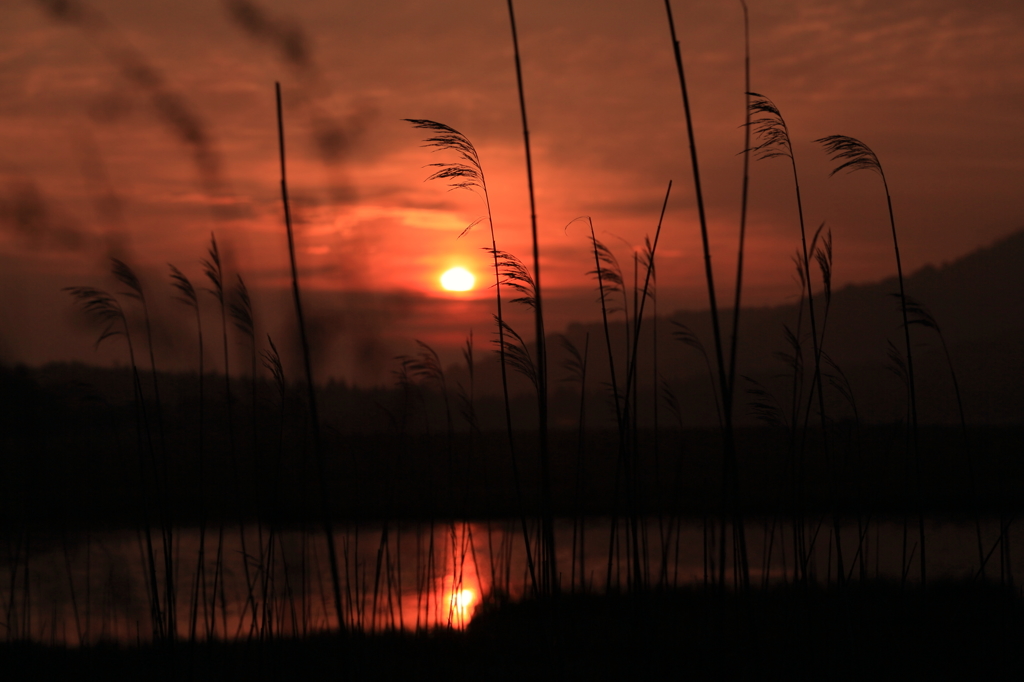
[440,267,475,292]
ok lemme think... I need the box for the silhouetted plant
[111,257,179,633]
[665,0,748,589]
[201,234,259,636]
[169,263,211,640]
[581,220,626,428]
[728,0,753,416]
[559,333,589,592]
[275,82,345,630]
[747,91,844,584]
[230,274,273,637]
[901,295,989,580]
[507,0,557,594]
[64,284,165,638]
[818,133,925,585]
[405,119,538,597]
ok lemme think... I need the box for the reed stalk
[747,94,844,585]
[620,182,672,590]
[559,333,589,592]
[816,134,925,585]
[230,274,270,637]
[201,236,261,637]
[111,258,179,634]
[169,264,209,640]
[275,82,346,630]
[576,219,629,592]
[64,285,164,637]
[260,335,288,637]
[903,297,987,579]
[727,0,752,423]
[664,0,749,589]
[403,118,539,595]
[506,0,557,595]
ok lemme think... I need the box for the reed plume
[747,92,842,584]
[405,118,538,595]
[169,263,210,639]
[63,285,165,638]
[111,257,178,636]
[816,133,924,585]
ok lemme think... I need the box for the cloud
[224,0,310,70]
[34,0,225,195]
[0,180,91,252]
[224,0,378,168]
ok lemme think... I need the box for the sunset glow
[0,0,1020,386]
[447,587,477,627]
[440,267,475,292]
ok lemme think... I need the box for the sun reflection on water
[440,583,477,629]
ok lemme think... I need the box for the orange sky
[1,0,1022,384]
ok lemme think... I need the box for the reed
[229,274,271,637]
[577,219,629,591]
[201,235,262,637]
[16,3,1020,660]
[620,183,672,591]
[728,0,752,432]
[506,0,558,595]
[404,118,539,596]
[402,342,454,626]
[664,0,749,589]
[259,334,300,636]
[902,297,988,580]
[747,93,846,585]
[111,258,180,632]
[275,82,346,630]
[559,333,590,593]
[816,134,925,585]
[168,264,210,640]
[64,285,165,637]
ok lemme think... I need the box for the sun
[440,267,475,292]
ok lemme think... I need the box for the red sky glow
[2,0,1022,384]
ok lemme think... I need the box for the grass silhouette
[4,5,1022,677]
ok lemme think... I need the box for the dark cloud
[34,0,101,28]
[72,131,126,231]
[0,181,90,252]
[224,0,310,70]
[225,0,377,171]
[35,0,224,195]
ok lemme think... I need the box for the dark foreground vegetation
[3,582,1022,680]
[4,363,1024,526]
[5,1,1023,675]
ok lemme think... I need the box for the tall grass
[63,283,165,638]
[560,333,589,593]
[816,134,925,585]
[168,264,209,639]
[17,2,1014,653]
[404,119,539,596]
[664,0,749,589]
[747,93,848,585]
[275,81,346,629]
[111,258,179,633]
[201,234,261,636]
[507,0,558,595]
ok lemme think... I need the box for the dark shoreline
[6,424,1024,528]
[3,582,1023,679]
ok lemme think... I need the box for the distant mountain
[551,229,1024,427]
[12,231,1023,430]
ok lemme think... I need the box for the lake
[2,515,1019,645]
